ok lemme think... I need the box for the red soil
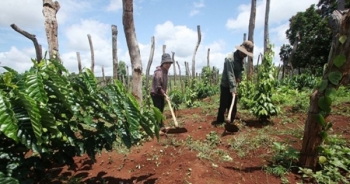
[38,100,350,184]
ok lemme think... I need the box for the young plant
[251,45,280,121]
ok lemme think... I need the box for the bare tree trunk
[207,48,210,67]
[276,64,281,79]
[299,9,350,169]
[289,32,299,77]
[10,24,42,63]
[263,0,270,54]
[248,0,256,80]
[172,52,177,88]
[192,25,201,79]
[43,0,60,61]
[76,52,82,73]
[243,33,248,74]
[102,66,106,85]
[126,65,130,89]
[176,61,183,93]
[256,53,262,83]
[123,0,143,104]
[338,0,345,11]
[282,60,285,79]
[185,61,190,81]
[145,36,155,93]
[87,34,95,74]
[112,25,118,80]
[162,45,166,54]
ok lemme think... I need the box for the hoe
[163,94,187,134]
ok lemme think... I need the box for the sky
[0,0,319,77]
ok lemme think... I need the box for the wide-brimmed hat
[235,40,254,57]
[161,53,173,65]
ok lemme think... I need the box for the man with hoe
[212,40,254,130]
[150,53,173,136]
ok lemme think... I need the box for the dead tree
[162,45,166,54]
[185,61,190,82]
[288,32,299,77]
[112,25,118,80]
[87,34,95,74]
[338,0,345,11]
[145,36,155,95]
[172,52,177,88]
[10,24,42,62]
[263,0,270,54]
[43,0,60,61]
[207,48,210,68]
[122,0,143,104]
[76,52,82,73]
[176,61,183,93]
[300,9,350,169]
[248,0,256,80]
[102,66,106,85]
[192,25,201,78]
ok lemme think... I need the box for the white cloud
[226,0,318,31]
[190,10,200,17]
[189,0,205,17]
[151,21,227,75]
[106,0,123,12]
[0,0,43,30]
[65,20,110,51]
[193,1,205,8]
[226,0,318,65]
[0,47,35,73]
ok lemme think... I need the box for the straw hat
[235,40,254,57]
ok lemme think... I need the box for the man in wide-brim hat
[212,40,254,129]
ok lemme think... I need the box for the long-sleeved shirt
[220,51,244,93]
[150,66,169,96]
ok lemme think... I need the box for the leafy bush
[299,135,350,183]
[277,74,319,90]
[251,47,280,121]
[168,88,183,111]
[0,59,161,183]
[264,142,299,177]
[237,75,255,109]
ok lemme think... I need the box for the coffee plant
[0,58,161,183]
[251,46,280,121]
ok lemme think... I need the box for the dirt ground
[38,101,350,184]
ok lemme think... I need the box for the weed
[299,135,350,184]
[263,142,299,178]
[185,134,231,162]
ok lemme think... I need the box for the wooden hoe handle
[226,93,236,123]
[165,95,179,127]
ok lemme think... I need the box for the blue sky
[0,0,319,76]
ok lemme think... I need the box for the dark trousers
[151,95,165,128]
[216,85,238,123]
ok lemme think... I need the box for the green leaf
[328,71,342,85]
[0,90,18,142]
[333,54,346,68]
[325,87,336,100]
[318,96,332,112]
[25,72,48,104]
[2,66,19,76]
[318,80,328,92]
[0,172,19,184]
[339,35,347,44]
[315,114,326,127]
[16,91,43,145]
[319,131,328,139]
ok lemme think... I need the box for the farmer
[212,40,254,126]
[150,53,173,135]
